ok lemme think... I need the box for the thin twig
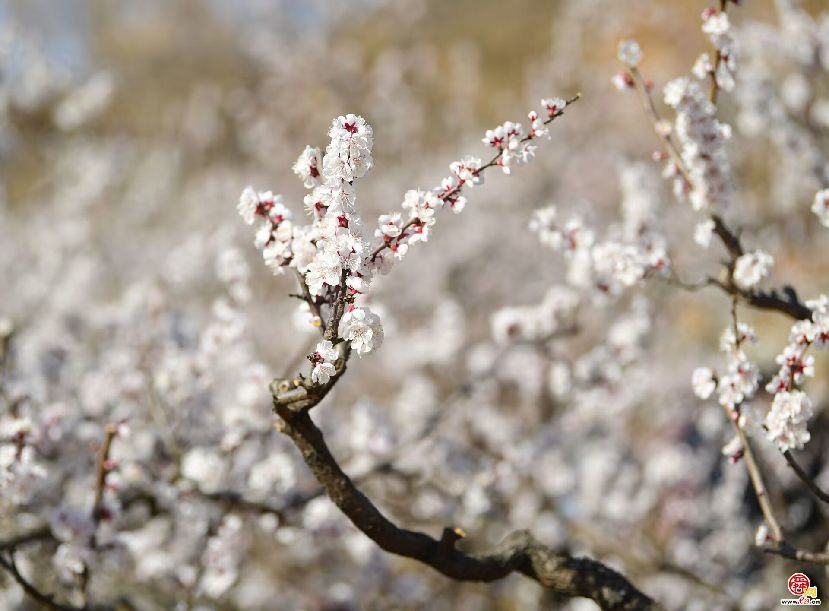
[92,424,117,524]
[726,297,784,541]
[783,449,829,505]
[0,525,52,551]
[0,551,92,611]
[759,540,829,565]
[708,0,729,105]
[369,93,581,263]
[629,66,694,187]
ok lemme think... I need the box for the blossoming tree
[4,1,829,609]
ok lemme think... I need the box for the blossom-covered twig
[622,21,812,324]
[368,93,581,264]
[707,0,731,105]
[724,298,783,542]
[617,6,829,570]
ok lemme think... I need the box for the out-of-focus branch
[92,424,117,524]
[627,55,814,323]
[272,404,660,610]
[0,551,102,611]
[783,450,829,505]
[0,525,52,551]
[629,66,694,188]
[759,541,829,565]
[731,414,784,541]
[708,0,729,105]
[710,214,743,259]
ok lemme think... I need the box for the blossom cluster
[490,286,579,346]
[692,322,760,414]
[237,98,575,366]
[663,77,733,213]
[529,203,669,297]
[238,113,382,358]
[370,97,570,271]
[696,7,737,92]
[615,11,738,237]
[761,295,829,451]
[732,250,774,290]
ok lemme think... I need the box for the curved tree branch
[0,525,52,552]
[759,540,829,565]
[272,402,661,610]
[0,551,106,611]
[783,449,829,505]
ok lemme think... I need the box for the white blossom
[181,447,227,493]
[765,390,813,452]
[617,39,642,67]
[733,250,773,290]
[811,188,829,228]
[339,307,383,356]
[323,114,374,182]
[237,186,260,225]
[310,340,338,385]
[292,145,323,189]
[692,367,717,399]
[694,219,715,248]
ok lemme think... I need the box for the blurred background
[3,0,829,609]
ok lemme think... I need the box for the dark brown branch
[92,424,117,523]
[0,525,53,551]
[269,343,351,413]
[783,450,829,505]
[710,214,743,259]
[708,0,730,105]
[706,277,812,321]
[744,286,812,321]
[0,551,97,611]
[323,270,350,343]
[273,404,660,610]
[759,541,829,565]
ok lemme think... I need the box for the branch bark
[0,551,107,611]
[273,403,660,610]
[783,450,829,505]
[759,541,829,565]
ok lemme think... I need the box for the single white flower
[765,390,813,452]
[617,39,642,67]
[733,250,773,290]
[339,307,383,356]
[811,188,829,228]
[692,367,717,399]
[310,340,338,385]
